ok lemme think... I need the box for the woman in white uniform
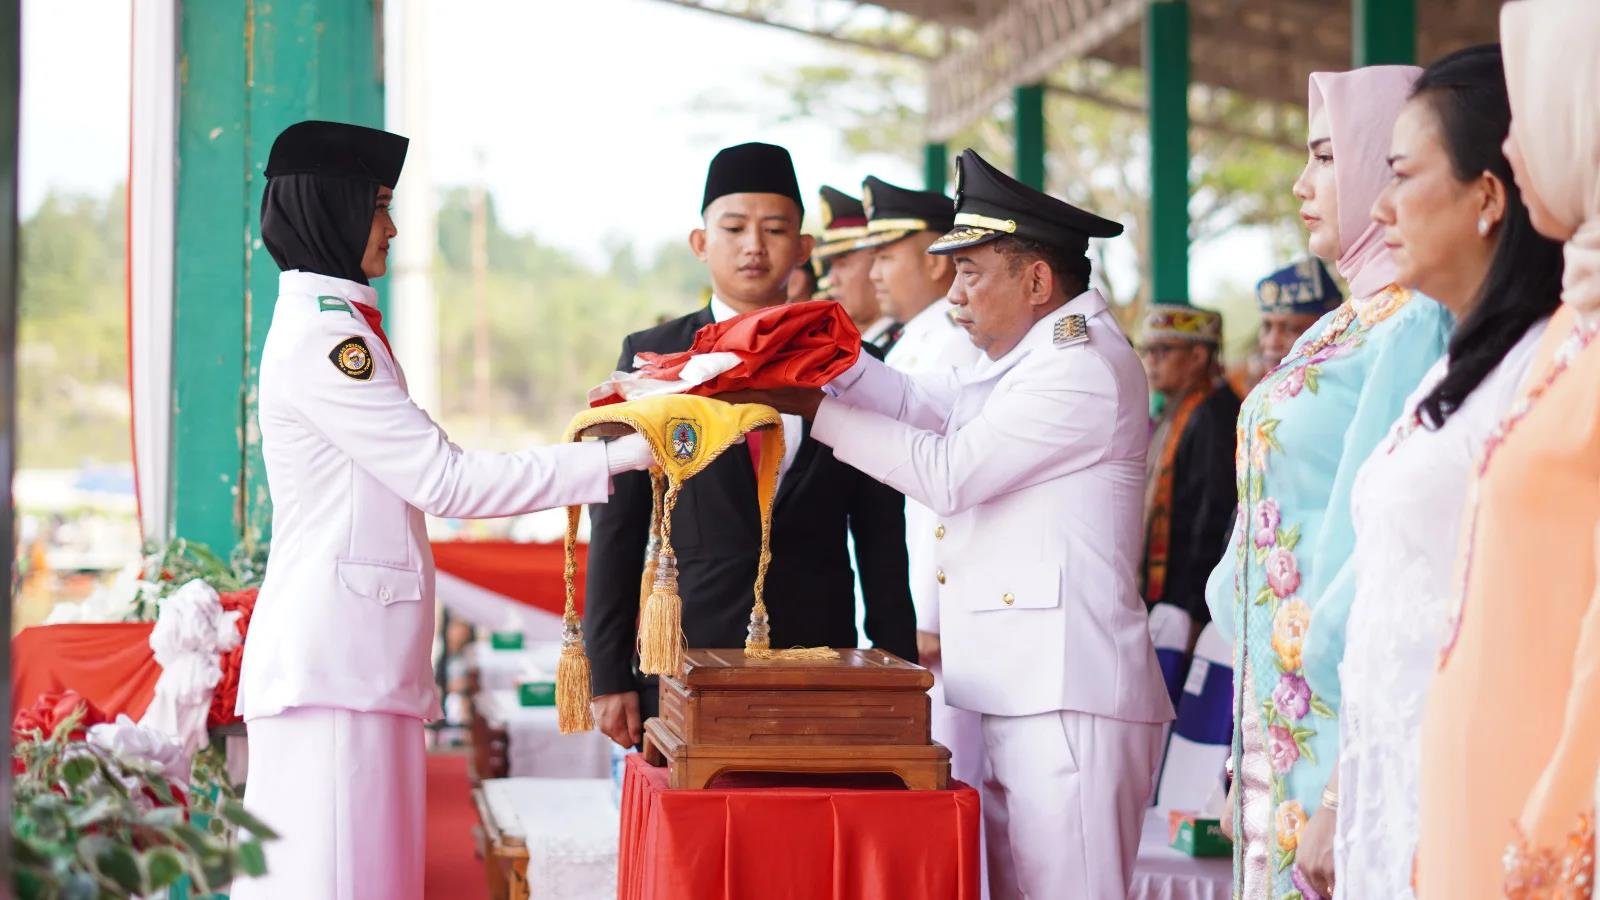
[232,120,652,899]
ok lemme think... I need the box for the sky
[19,0,1273,303]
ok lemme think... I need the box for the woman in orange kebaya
[1416,1,1600,896]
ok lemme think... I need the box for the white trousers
[930,660,985,789]
[231,707,426,900]
[980,710,1163,900]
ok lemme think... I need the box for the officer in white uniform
[234,121,652,900]
[726,149,1174,899]
[852,174,986,792]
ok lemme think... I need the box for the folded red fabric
[593,300,861,407]
[207,588,259,729]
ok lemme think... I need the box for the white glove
[603,432,655,475]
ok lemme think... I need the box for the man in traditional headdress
[1138,304,1239,637]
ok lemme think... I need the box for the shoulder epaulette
[1053,314,1089,348]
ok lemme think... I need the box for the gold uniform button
[1002,593,1015,606]
[934,524,946,540]
[936,569,946,585]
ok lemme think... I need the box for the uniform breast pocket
[337,560,424,607]
[967,561,1063,613]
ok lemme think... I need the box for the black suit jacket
[584,306,917,705]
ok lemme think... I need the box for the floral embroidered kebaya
[1207,285,1450,899]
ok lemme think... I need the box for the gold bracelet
[1321,786,1340,811]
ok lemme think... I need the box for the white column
[385,0,439,412]
[129,0,177,543]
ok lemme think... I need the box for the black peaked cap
[928,149,1122,257]
[855,175,956,251]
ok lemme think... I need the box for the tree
[430,188,708,446]
[727,51,1308,314]
[16,187,130,467]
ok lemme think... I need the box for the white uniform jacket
[813,289,1174,723]
[882,297,981,632]
[239,271,613,722]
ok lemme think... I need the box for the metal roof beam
[925,0,1144,140]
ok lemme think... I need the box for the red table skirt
[430,540,586,617]
[618,754,981,900]
[11,623,161,725]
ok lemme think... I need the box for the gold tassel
[555,505,594,733]
[556,620,593,733]
[637,549,683,675]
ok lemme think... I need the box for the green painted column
[923,142,949,193]
[1146,0,1190,304]
[1353,0,1416,66]
[171,0,384,554]
[1014,84,1045,190]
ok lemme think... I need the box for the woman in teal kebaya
[1205,66,1452,900]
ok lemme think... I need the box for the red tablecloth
[618,754,981,900]
[430,540,585,618]
[11,623,161,724]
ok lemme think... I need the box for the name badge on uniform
[1053,314,1088,348]
[329,336,374,381]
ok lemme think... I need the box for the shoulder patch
[1053,314,1089,348]
[318,296,356,317]
[329,336,374,381]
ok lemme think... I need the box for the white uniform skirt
[230,706,425,900]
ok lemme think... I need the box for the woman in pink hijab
[1417,1,1600,896]
[1204,65,1452,899]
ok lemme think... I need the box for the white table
[479,777,618,900]
[469,640,561,692]
[476,689,613,780]
[1130,808,1232,900]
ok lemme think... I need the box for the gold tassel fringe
[555,505,594,733]
[556,629,594,734]
[638,549,684,676]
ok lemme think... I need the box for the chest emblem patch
[329,336,374,381]
[669,420,698,462]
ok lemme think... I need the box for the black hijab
[260,174,379,285]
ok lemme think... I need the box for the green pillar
[923,142,949,193]
[1014,84,1045,190]
[1353,0,1416,66]
[1146,0,1190,304]
[171,0,384,554]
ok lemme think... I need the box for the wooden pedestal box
[640,648,950,790]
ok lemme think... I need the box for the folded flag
[588,299,862,407]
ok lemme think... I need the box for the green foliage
[128,538,268,621]
[17,188,130,468]
[431,188,707,443]
[12,715,272,898]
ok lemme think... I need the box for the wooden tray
[641,648,949,790]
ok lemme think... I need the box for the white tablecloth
[1130,808,1232,900]
[468,640,561,691]
[476,689,612,780]
[483,777,617,900]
